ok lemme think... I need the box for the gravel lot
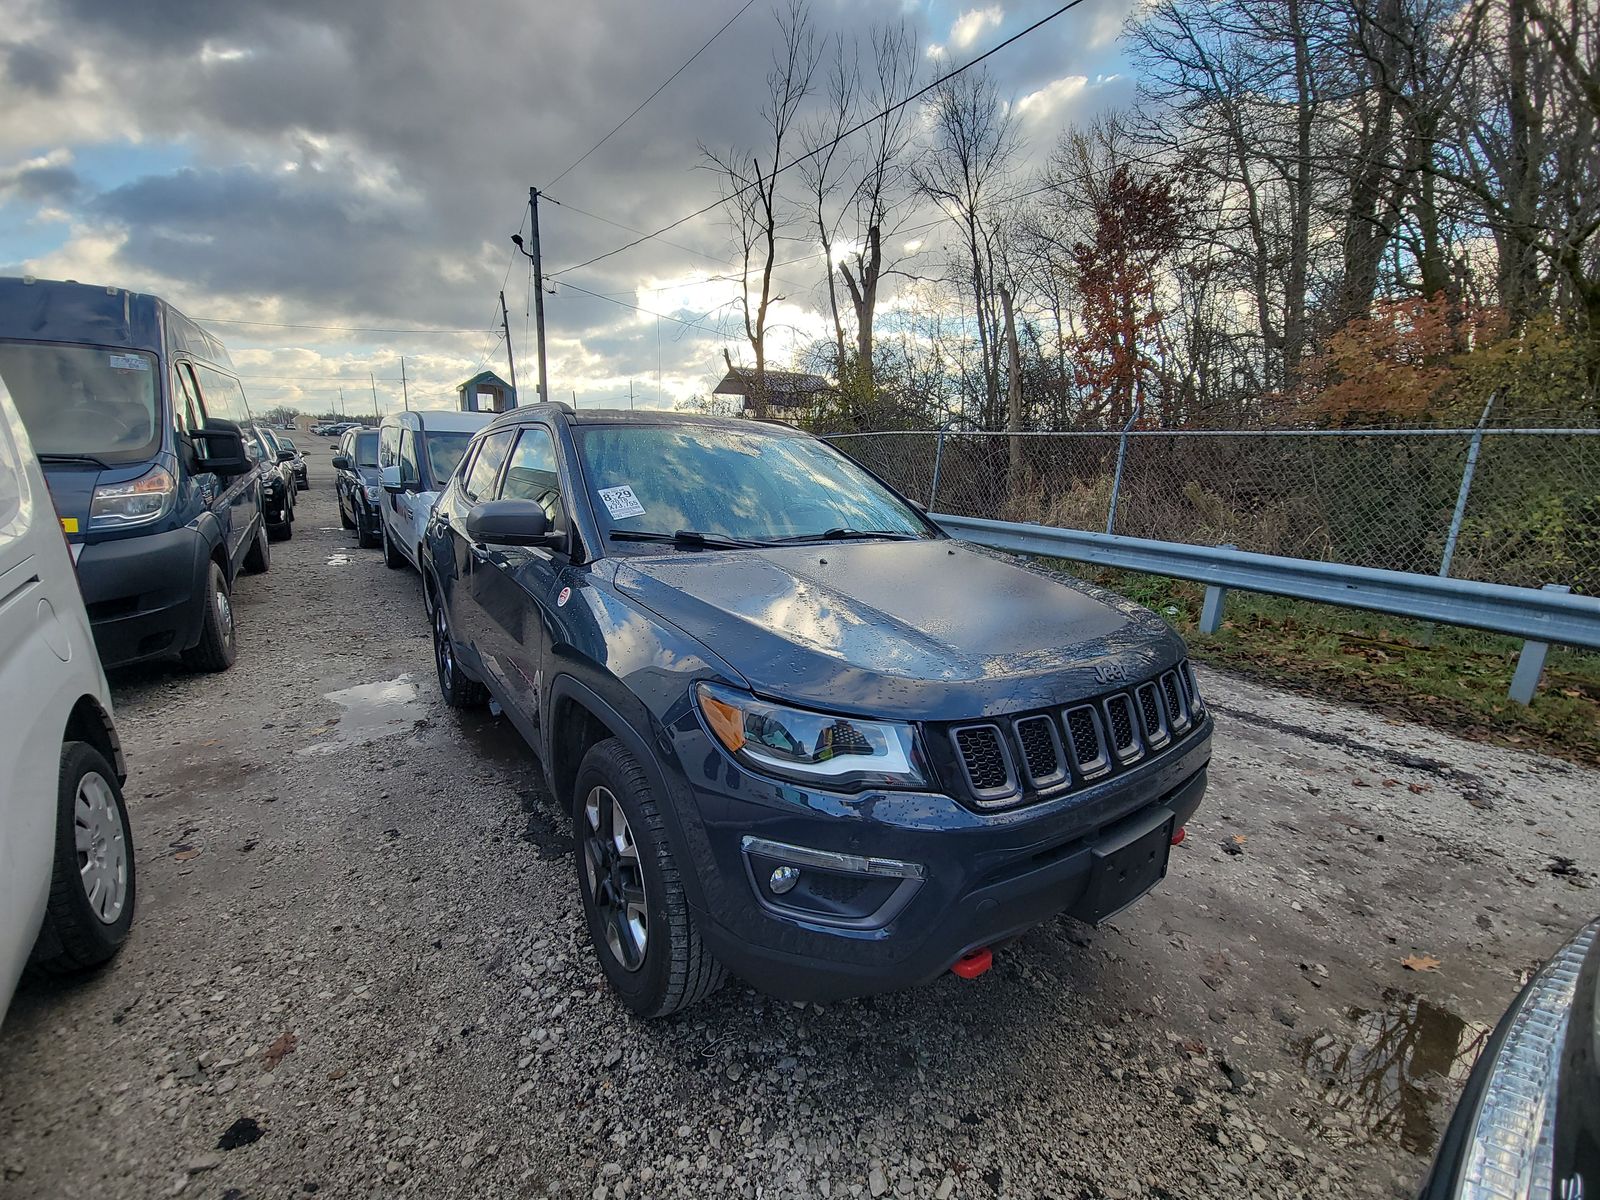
[2,444,1596,1200]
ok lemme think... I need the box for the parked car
[277,435,309,490]
[0,370,136,1024]
[1418,915,1598,1200]
[0,276,265,672]
[422,406,1212,1017]
[376,409,492,572]
[332,427,382,548]
[248,425,295,541]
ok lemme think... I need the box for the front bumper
[674,715,1213,1003]
[76,526,212,668]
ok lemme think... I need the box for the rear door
[395,427,421,564]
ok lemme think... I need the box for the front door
[448,428,517,676]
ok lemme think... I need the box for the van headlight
[694,681,926,791]
[89,465,175,529]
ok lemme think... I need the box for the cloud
[0,148,80,203]
[949,6,1004,50]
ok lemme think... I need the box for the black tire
[382,519,406,569]
[30,742,136,973]
[267,515,292,542]
[243,522,271,573]
[339,493,355,529]
[428,582,487,709]
[180,560,237,671]
[356,506,380,549]
[573,738,724,1018]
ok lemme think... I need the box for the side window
[379,424,399,469]
[0,409,25,531]
[398,429,418,485]
[462,430,515,503]
[194,366,247,427]
[172,363,203,432]
[500,426,566,530]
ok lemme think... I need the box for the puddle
[1297,988,1490,1154]
[296,675,425,757]
[326,552,353,566]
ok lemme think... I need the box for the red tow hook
[1170,825,1187,846]
[951,946,993,980]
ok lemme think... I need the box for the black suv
[332,428,381,547]
[423,407,1211,1017]
[249,425,295,541]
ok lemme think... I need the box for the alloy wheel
[432,597,455,687]
[74,772,128,924]
[582,786,649,972]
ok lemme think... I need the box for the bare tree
[797,32,859,376]
[703,0,820,416]
[913,67,1021,429]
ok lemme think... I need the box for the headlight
[363,484,381,502]
[1449,917,1597,1200]
[694,681,926,791]
[89,465,175,529]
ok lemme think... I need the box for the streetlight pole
[512,188,549,403]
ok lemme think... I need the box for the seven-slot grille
[946,660,1204,808]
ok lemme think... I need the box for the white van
[376,409,493,572]
[0,372,135,1024]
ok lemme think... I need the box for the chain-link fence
[825,427,1600,594]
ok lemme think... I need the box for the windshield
[575,423,929,544]
[422,430,474,487]
[279,436,297,451]
[354,431,378,467]
[0,341,161,465]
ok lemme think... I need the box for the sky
[0,0,1137,415]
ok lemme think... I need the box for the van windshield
[0,341,161,465]
[422,430,474,487]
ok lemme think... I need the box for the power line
[558,279,738,339]
[542,0,757,192]
[548,0,1089,280]
[197,317,493,334]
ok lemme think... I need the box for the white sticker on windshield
[597,484,646,520]
[107,353,149,371]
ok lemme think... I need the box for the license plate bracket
[1074,806,1175,925]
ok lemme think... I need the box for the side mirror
[331,454,351,470]
[380,465,405,494]
[277,448,296,463]
[189,420,251,477]
[464,499,564,549]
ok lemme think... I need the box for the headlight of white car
[694,681,926,791]
[89,465,175,529]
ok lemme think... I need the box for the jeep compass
[422,406,1212,1017]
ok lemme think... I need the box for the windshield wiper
[609,529,771,550]
[38,452,109,469]
[769,527,925,543]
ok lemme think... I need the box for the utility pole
[337,386,344,419]
[499,289,518,400]
[370,372,380,422]
[628,379,634,411]
[401,356,410,411]
[512,188,549,403]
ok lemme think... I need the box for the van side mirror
[331,455,351,470]
[380,465,406,495]
[464,500,564,549]
[189,420,251,477]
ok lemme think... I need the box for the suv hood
[611,539,1183,720]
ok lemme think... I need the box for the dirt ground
[2,444,1595,1200]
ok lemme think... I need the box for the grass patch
[1063,565,1600,767]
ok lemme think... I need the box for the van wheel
[29,742,136,973]
[181,561,237,671]
[382,521,406,569]
[429,583,487,709]
[574,738,725,1018]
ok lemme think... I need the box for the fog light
[769,866,801,895]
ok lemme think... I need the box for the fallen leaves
[261,1031,298,1071]
[1400,954,1441,972]
[173,847,200,862]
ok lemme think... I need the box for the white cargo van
[376,409,492,572]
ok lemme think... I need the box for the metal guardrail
[932,512,1600,704]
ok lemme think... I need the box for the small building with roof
[456,369,516,414]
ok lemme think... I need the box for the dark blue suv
[423,406,1212,1016]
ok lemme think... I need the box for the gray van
[0,276,269,671]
